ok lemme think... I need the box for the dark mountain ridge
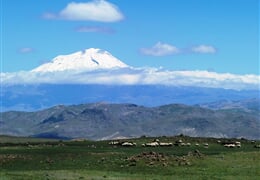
[1,101,259,140]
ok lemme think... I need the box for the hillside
[1,102,259,140]
[199,97,258,108]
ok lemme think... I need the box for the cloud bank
[1,67,259,90]
[191,45,217,54]
[140,42,180,56]
[18,48,34,54]
[43,0,124,22]
[76,26,115,34]
[140,42,217,56]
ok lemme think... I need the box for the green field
[0,135,259,180]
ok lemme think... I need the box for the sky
[1,0,259,75]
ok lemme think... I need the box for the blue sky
[1,0,259,74]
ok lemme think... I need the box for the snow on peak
[32,48,128,72]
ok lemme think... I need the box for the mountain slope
[1,103,259,140]
[32,48,128,72]
[198,98,260,112]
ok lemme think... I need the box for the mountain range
[2,84,259,112]
[2,48,260,111]
[1,48,259,140]
[1,99,259,140]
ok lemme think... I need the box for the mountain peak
[32,48,128,72]
[81,48,105,55]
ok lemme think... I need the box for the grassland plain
[0,135,259,180]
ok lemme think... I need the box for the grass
[0,135,60,144]
[0,136,259,179]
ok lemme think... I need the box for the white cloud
[18,48,34,54]
[191,45,217,54]
[140,42,180,56]
[140,43,218,56]
[76,26,115,34]
[43,0,124,22]
[42,13,56,19]
[1,68,259,90]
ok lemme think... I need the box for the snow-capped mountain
[32,48,128,72]
[2,48,259,90]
